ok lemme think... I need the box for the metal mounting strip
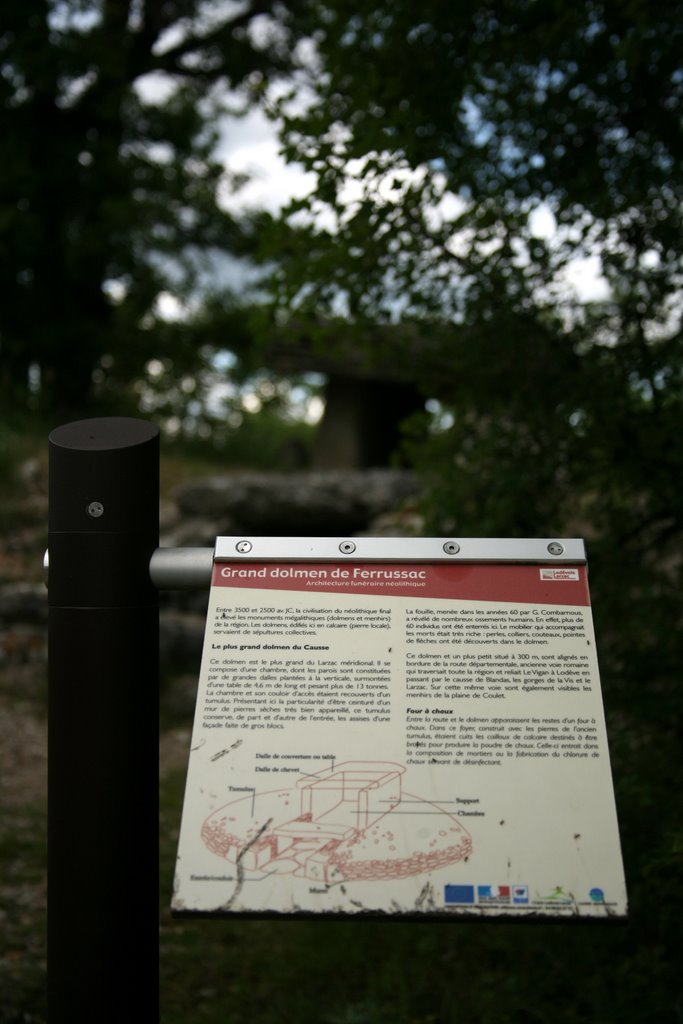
[214,537,586,565]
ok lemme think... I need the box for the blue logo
[589,887,605,903]
[444,884,475,905]
[512,885,529,904]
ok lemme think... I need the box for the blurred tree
[264,0,682,591]
[0,0,290,418]
[271,0,682,319]
[258,0,683,492]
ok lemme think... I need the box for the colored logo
[444,884,475,905]
[540,568,580,581]
[512,885,529,904]
[477,885,511,904]
[589,887,606,903]
[539,886,574,903]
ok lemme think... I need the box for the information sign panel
[172,539,627,919]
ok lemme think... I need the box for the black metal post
[48,418,160,1023]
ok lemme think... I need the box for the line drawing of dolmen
[271,762,404,881]
[201,760,472,884]
[295,761,404,832]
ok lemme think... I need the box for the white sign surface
[173,551,627,918]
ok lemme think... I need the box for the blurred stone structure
[264,325,426,469]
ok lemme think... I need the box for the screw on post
[547,542,565,556]
[87,500,104,518]
[236,540,252,553]
[443,541,460,555]
[339,541,356,554]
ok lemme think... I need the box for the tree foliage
[267,0,683,606]
[0,0,291,417]
[263,0,683,570]
[272,0,682,315]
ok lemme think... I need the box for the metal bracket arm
[45,537,586,591]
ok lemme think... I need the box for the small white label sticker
[540,568,580,581]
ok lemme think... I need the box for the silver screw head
[236,540,252,553]
[339,541,356,554]
[547,542,564,556]
[87,501,104,518]
[443,541,460,555]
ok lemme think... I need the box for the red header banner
[212,562,589,606]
